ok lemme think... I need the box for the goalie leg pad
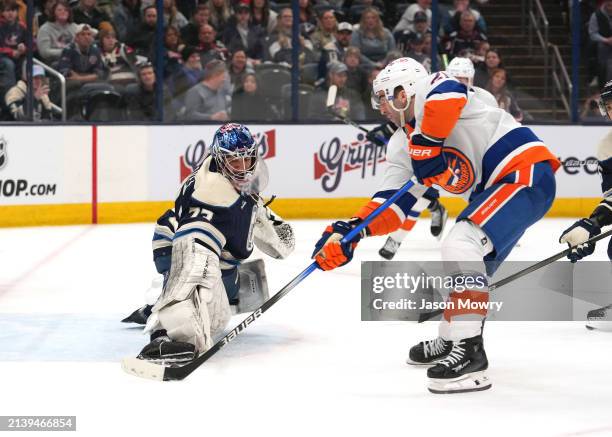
[233,259,270,315]
[153,234,231,353]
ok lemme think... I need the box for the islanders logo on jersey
[179,129,276,182]
[439,147,475,194]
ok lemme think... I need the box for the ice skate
[406,337,453,366]
[137,334,196,365]
[586,304,612,331]
[379,236,402,260]
[428,200,448,240]
[427,335,492,394]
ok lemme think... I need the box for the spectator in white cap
[5,65,62,121]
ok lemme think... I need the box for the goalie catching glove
[312,219,367,270]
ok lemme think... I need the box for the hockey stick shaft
[417,228,612,323]
[159,179,417,380]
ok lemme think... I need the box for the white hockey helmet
[446,57,475,86]
[372,57,428,112]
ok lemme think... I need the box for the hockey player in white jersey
[129,123,295,364]
[558,80,612,330]
[312,58,560,394]
[376,57,496,260]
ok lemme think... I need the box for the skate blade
[121,357,166,381]
[585,321,612,331]
[427,371,492,394]
[405,357,440,367]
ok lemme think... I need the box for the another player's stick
[417,228,612,323]
[122,179,417,381]
[325,85,388,144]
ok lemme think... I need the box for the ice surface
[0,218,611,437]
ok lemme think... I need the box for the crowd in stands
[0,0,533,123]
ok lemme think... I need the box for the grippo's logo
[0,136,7,170]
[438,147,475,194]
[314,132,386,192]
[179,129,277,182]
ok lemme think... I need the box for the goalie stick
[122,179,417,381]
[417,228,612,323]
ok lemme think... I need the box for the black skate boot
[427,335,491,394]
[428,200,448,240]
[379,236,402,260]
[121,304,153,325]
[406,337,453,366]
[586,304,612,331]
[137,333,196,365]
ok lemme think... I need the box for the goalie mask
[211,123,259,190]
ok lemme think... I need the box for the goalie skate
[379,236,402,260]
[586,304,612,331]
[137,335,196,365]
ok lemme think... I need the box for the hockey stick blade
[417,228,612,323]
[122,179,416,381]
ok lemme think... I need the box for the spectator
[34,0,57,32]
[250,0,277,35]
[184,59,230,121]
[113,0,141,42]
[99,27,138,90]
[443,10,487,58]
[350,7,395,65]
[474,47,504,88]
[181,4,210,46]
[267,8,316,65]
[58,23,111,115]
[127,5,157,57]
[310,9,337,52]
[344,46,368,95]
[125,62,166,120]
[37,0,78,65]
[163,26,185,76]
[582,88,605,121]
[444,0,487,34]
[196,23,228,65]
[395,10,430,55]
[168,45,204,115]
[309,61,365,120]
[394,0,431,33]
[361,66,385,121]
[486,68,523,122]
[0,0,26,92]
[163,0,188,30]
[222,4,264,61]
[470,39,489,69]
[299,0,316,25]
[207,0,231,35]
[228,48,252,91]
[72,0,111,30]
[5,65,61,120]
[588,0,612,86]
[231,72,269,120]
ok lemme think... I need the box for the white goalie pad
[232,259,270,315]
[253,203,295,259]
[152,234,231,353]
